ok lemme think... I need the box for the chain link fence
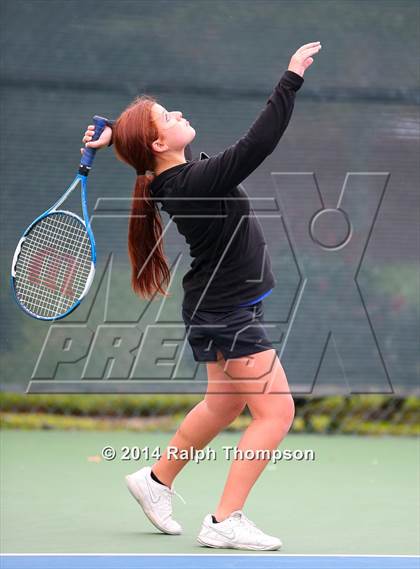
[1,393,418,436]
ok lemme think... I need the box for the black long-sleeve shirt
[106,70,304,310]
[148,70,304,310]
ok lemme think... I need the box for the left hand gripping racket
[10,115,107,321]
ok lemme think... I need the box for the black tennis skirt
[181,300,275,362]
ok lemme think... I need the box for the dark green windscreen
[1,1,418,393]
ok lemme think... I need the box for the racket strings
[13,213,93,319]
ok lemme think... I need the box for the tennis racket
[10,115,108,321]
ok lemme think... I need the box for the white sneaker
[197,510,282,551]
[125,466,185,535]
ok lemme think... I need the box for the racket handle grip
[80,115,108,171]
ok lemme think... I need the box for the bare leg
[152,354,247,487]
[214,349,295,520]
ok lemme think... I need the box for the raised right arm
[180,70,304,196]
[179,40,322,196]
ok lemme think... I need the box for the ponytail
[127,174,171,300]
[112,95,172,300]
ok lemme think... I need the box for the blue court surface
[1,555,419,569]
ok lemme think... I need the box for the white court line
[1,553,418,558]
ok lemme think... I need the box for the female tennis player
[82,41,321,551]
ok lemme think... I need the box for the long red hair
[112,95,171,301]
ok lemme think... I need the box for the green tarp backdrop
[1,1,418,393]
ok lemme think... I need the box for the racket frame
[10,173,96,321]
[10,115,107,321]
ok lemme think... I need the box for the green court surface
[1,431,418,556]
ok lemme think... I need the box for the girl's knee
[204,395,246,422]
[277,395,295,434]
[265,395,295,438]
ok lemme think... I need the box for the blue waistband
[237,288,273,307]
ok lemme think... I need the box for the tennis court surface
[1,431,418,569]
